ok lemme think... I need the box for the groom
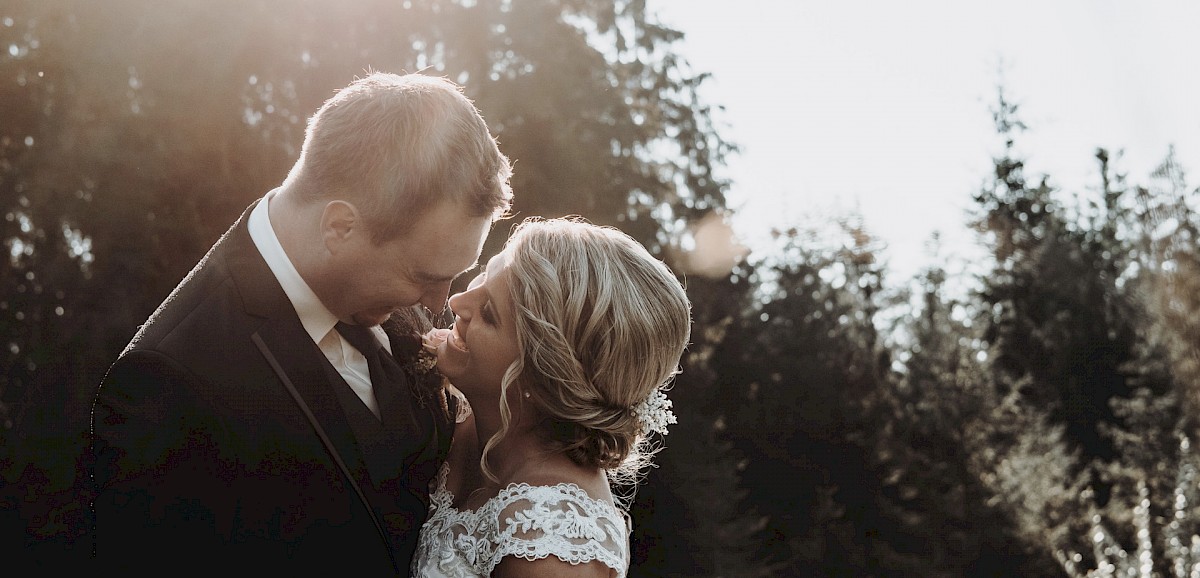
[89,72,512,574]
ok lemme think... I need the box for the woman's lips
[447,323,468,353]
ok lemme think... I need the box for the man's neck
[268,190,323,294]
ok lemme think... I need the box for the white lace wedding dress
[410,461,630,577]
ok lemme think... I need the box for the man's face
[332,201,492,327]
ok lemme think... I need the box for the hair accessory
[523,390,531,399]
[633,388,676,436]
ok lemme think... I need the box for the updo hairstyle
[483,217,691,481]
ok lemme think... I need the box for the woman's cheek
[435,341,468,378]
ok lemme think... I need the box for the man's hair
[283,72,513,241]
[481,217,692,485]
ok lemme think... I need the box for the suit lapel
[254,313,371,483]
[222,202,371,492]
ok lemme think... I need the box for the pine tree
[707,219,919,576]
[972,89,1146,468]
[969,89,1187,577]
[883,247,1065,576]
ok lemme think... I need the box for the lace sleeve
[485,484,630,576]
[446,386,472,423]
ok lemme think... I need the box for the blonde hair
[283,72,513,241]
[482,217,691,483]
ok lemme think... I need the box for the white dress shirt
[247,189,389,418]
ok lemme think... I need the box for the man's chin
[351,310,394,327]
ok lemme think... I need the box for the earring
[523,391,531,399]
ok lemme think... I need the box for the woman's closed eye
[480,301,497,325]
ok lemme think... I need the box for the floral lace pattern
[411,463,630,577]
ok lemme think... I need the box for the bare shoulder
[514,454,615,504]
[492,555,616,578]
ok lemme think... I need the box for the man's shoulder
[100,207,303,402]
[119,220,277,366]
[100,245,281,410]
[129,251,241,347]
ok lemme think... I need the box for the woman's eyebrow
[480,276,504,324]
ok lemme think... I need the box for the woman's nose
[446,291,468,318]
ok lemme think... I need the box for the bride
[411,217,691,577]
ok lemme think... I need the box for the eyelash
[480,302,496,325]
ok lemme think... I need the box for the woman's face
[438,250,522,396]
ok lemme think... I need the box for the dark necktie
[334,322,433,538]
[334,322,410,429]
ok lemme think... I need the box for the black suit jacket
[90,202,451,575]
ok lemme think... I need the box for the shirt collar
[247,189,339,344]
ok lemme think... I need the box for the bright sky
[653,0,1200,283]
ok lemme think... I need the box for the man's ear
[320,200,362,253]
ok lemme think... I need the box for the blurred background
[2,1,1198,575]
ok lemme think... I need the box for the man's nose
[420,296,446,317]
[420,283,453,315]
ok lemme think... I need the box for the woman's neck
[452,390,615,510]
[464,392,548,484]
